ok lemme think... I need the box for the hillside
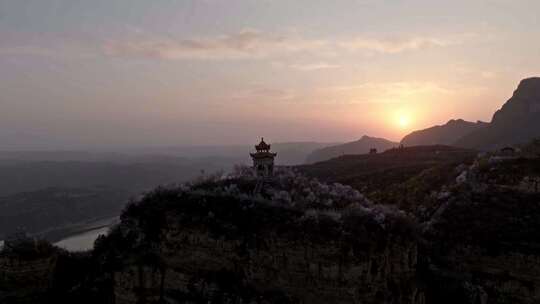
[305,136,398,164]
[299,145,478,212]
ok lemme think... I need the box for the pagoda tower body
[250,138,277,177]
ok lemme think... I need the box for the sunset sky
[1,0,539,149]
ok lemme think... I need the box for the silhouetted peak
[359,135,371,140]
[515,77,540,99]
[491,77,540,125]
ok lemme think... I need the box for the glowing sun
[398,115,410,128]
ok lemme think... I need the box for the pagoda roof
[255,137,271,151]
[250,151,277,159]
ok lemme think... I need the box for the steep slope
[299,145,478,211]
[421,154,540,304]
[401,119,487,147]
[455,77,540,150]
[305,136,398,164]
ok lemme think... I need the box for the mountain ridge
[305,135,398,164]
[401,119,487,147]
[401,77,540,150]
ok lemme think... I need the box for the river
[53,216,118,251]
[54,226,110,251]
[1,217,117,252]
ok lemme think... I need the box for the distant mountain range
[305,136,398,164]
[0,141,336,166]
[401,77,540,150]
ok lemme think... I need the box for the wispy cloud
[230,86,296,101]
[0,31,99,59]
[103,29,474,61]
[103,29,325,60]
[339,36,454,53]
[321,81,455,104]
[288,62,341,71]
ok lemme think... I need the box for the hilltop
[305,136,398,164]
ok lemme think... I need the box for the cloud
[0,31,99,59]
[321,81,455,104]
[288,62,341,71]
[230,86,296,101]
[339,35,464,53]
[103,29,326,60]
[0,46,59,57]
[103,29,472,61]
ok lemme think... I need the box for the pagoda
[250,138,277,177]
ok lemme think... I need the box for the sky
[0,0,539,149]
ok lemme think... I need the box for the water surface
[54,226,109,251]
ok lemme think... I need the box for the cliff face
[115,220,421,304]
[491,77,540,125]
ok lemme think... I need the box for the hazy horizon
[1,0,539,150]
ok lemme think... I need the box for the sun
[386,108,416,131]
[398,115,410,128]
